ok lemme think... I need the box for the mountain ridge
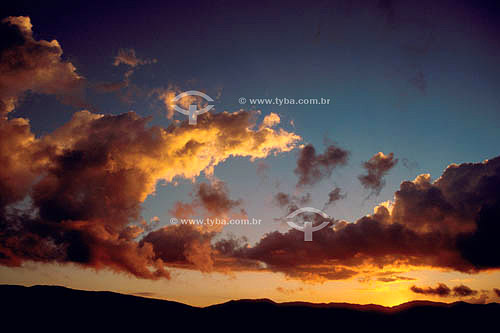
[2,284,498,331]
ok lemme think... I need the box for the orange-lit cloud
[0,105,300,278]
[154,85,211,120]
[113,48,156,68]
[0,16,84,115]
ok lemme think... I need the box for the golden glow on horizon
[1,263,499,307]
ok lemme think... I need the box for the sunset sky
[1,0,500,307]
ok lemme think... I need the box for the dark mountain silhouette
[1,284,498,331]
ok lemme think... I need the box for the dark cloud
[92,48,158,104]
[0,16,85,115]
[402,158,419,171]
[272,192,311,215]
[294,144,349,187]
[410,284,478,298]
[457,200,500,270]
[358,152,398,196]
[467,292,489,304]
[276,286,303,295]
[170,181,245,221]
[452,285,478,297]
[494,289,500,297]
[324,187,346,209]
[410,283,451,297]
[197,182,242,216]
[141,224,216,272]
[377,276,415,283]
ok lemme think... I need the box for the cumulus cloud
[212,156,500,281]
[294,144,349,187]
[0,16,84,115]
[358,152,398,196]
[0,108,300,278]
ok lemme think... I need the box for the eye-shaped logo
[286,207,331,241]
[172,90,214,125]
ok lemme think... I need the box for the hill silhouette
[1,284,498,331]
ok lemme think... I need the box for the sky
[1,0,500,307]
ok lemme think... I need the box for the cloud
[261,113,281,128]
[2,105,500,282]
[276,286,303,295]
[402,158,419,171]
[377,276,415,283]
[0,108,300,278]
[410,283,451,297]
[494,288,500,297]
[153,85,211,120]
[214,156,500,281]
[92,48,156,103]
[410,283,478,298]
[141,224,216,272]
[256,161,270,182]
[358,152,398,196]
[113,48,157,68]
[466,292,489,304]
[273,192,311,215]
[324,187,346,209]
[294,144,349,187]
[2,17,500,283]
[196,182,243,217]
[169,181,246,230]
[0,16,84,115]
[452,285,478,297]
